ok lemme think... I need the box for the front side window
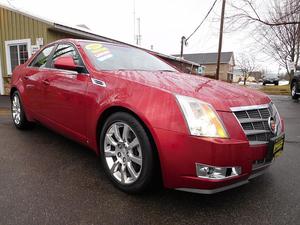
[51,44,82,66]
[80,41,178,72]
[30,45,55,68]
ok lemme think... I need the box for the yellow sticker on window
[85,43,113,61]
[85,43,110,54]
[85,43,103,50]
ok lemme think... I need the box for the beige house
[174,52,235,82]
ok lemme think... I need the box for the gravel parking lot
[0,95,300,225]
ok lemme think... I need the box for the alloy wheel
[292,84,296,96]
[12,95,21,125]
[104,122,143,184]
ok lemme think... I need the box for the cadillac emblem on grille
[231,103,281,145]
[268,117,277,134]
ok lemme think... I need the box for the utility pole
[133,0,136,43]
[216,0,226,80]
[180,36,186,58]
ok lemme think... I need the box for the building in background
[153,51,200,74]
[233,69,263,83]
[0,3,199,95]
[174,52,235,82]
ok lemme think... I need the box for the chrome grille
[231,103,281,145]
[260,108,270,118]
[247,109,260,118]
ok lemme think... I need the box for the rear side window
[30,45,55,68]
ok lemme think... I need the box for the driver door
[42,43,89,142]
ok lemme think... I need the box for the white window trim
[5,39,32,75]
[0,53,4,95]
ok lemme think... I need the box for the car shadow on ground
[4,119,275,198]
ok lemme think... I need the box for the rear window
[80,41,177,72]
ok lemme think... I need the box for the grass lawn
[259,84,291,95]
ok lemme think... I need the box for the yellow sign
[273,137,284,158]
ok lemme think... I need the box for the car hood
[106,70,270,112]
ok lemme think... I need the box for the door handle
[42,79,50,86]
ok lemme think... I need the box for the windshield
[80,41,178,72]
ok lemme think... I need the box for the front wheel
[100,112,155,193]
[11,91,35,129]
[291,82,299,100]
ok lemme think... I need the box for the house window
[5,39,31,75]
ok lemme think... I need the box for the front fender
[86,77,188,153]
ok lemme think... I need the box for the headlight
[175,95,228,138]
[270,102,282,135]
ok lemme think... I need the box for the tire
[11,91,35,129]
[100,112,155,193]
[274,81,279,86]
[291,82,299,100]
[263,82,266,86]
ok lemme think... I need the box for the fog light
[196,163,242,180]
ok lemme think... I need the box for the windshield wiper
[158,70,177,72]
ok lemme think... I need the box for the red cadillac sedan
[10,39,285,194]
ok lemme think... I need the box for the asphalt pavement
[0,95,300,225]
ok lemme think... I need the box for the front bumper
[176,161,272,194]
[153,126,281,194]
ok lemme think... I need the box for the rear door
[42,43,89,140]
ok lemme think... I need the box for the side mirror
[54,56,84,73]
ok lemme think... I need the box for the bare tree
[228,0,300,26]
[249,71,263,81]
[236,54,258,85]
[227,0,300,79]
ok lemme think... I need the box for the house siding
[0,6,52,94]
[156,56,199,74]
[0,7,50,75]
[47,30,72,43]
[177,53,235,82]
[0,6,82,94]
[202,63,233,81]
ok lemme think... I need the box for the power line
[180,0,219,57]
[186,0,218,42]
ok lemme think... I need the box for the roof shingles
[173,52,234,65]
